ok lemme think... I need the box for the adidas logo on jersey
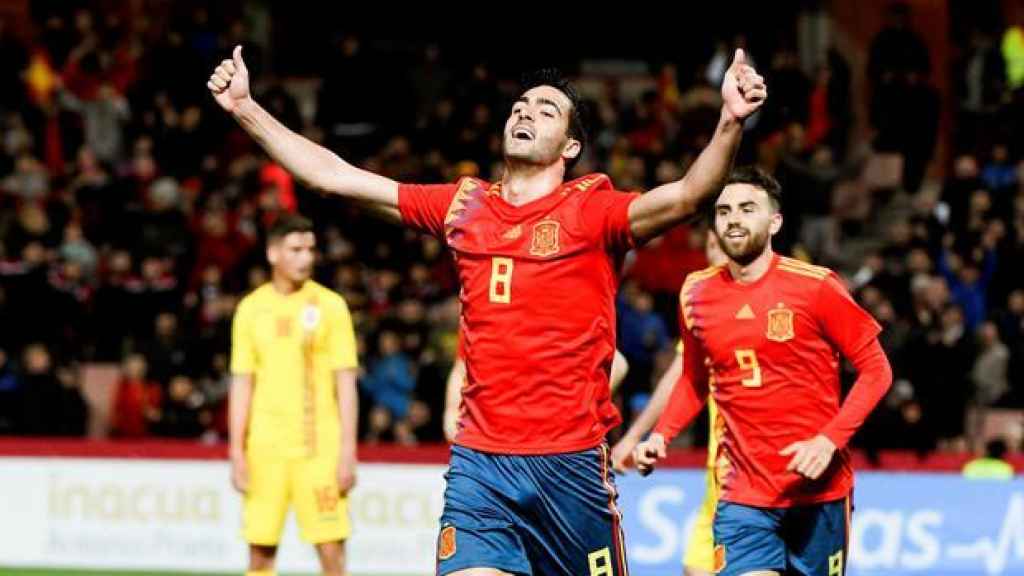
[735,304,755,320]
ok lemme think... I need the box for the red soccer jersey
[400,174,638,454]
[655,255,881,507]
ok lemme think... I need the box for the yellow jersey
[231,281,358,458]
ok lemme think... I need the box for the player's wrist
[719,107,744,129]
[817,431,840,451]
[231,96,258,120]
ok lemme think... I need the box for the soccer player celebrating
[635,168,892,576]
[229,215,359,576]
[209,46,765,575]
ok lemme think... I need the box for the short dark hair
[727,166,783,210]
[520,68,588,171]
[985,438,1008,460]
[702,166,783,223]
[267,213,314,244]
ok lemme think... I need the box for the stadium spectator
[110,353,161,437]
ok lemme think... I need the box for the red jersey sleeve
[653,319,710,442]
[816,273,882,357]
[815,273,891,448]
[398,182,459,237]
[582,188,640,251]
[821,338,892,448]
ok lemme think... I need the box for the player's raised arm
[208,46,401,222]
[628,49,766,243]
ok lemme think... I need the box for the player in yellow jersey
[610,231,727,576]
[229,214,359,576]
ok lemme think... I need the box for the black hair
[267,213,314,244]
[985,438,1008,460]
[519,68,588,171]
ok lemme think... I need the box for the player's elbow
[292,146,353,197]
[861,341,893,394]
[878,354,894,392]
[302,163,350,196]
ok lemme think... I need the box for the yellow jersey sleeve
[231,297,257,374]
[328,296,358,371]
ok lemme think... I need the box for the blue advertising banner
[617,470,1024,576]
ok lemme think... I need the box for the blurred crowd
[0,3,1021,455]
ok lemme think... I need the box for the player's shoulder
[307,281,347,308]
[678,265,725,309]
[775,256,834,283]
[452,175,493,196]
[237,283,272,310]
[680,265,726,293]
[567,173,615,195]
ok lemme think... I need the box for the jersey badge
[529,220,560,257]
[766,303,794,342]
[302,304,321,332]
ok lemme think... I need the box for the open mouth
[725,230,748,239]
[512,126,535,141]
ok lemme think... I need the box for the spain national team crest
[713,544,727,573]
[438,525,457,560]
[766,303,795,342]
[529,220,560,257]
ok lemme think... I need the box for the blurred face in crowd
[942,306,964,330]
[713,183,782,266]
[268,231,315,286]
[141,257,164,280]
[169,376,193,403]
[123,354,147,380]
[954,155,979,179]
[379,331,401,356]
[109,250,132,274]
[960,262,980,285]
[978,322,1000,347]
[21,242,46,265]
[907,248,931,274]
[23,344,51,375]
[155,312,178,338]
[503,86,580,169]
[1009,290,1024,314]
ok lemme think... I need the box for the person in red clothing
[110,354,161,437]
[636,167,892,576]
[209,45,766,575]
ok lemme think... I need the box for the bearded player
[636,167,892,576]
